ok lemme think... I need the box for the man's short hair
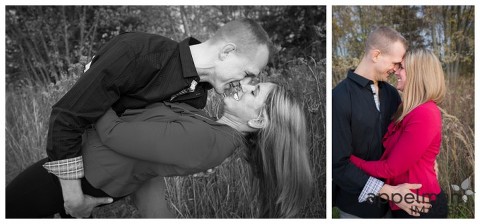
[211,18,274,61]
[365,26,408,54]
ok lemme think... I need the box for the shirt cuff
[42,156,84,179]
[358,176,384,203]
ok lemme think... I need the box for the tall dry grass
[5,68,82,184]
[437,76,475,218]
[332,60,475,218]
[5,58,326,218]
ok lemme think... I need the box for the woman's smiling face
[396,60,407,91]
[223,82,275,123]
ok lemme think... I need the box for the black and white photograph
[4,5,326,218]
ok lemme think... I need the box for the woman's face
[395,60,407,91]
[223,82,275,123]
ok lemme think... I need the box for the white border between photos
[1,1,478,224]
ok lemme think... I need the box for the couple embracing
[7,19,313,218]
[333,26,448,218]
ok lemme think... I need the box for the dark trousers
[391,190,448,218]
[6,158,119,218]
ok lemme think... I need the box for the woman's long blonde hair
[245,84,313,218]
[395,48,446,122]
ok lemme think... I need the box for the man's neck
[189,42,216,83]
[354,59,378,83]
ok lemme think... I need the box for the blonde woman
[350,48,448,218]
[7,82,313,218]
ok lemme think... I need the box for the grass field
[5,58,326,218]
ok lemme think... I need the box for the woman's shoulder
[412,100,439,112]
[406,101,441,121]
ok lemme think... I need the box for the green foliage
[332,207,340,218]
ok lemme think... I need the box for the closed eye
[393,62,403,69]
[251,85,260,96]
[245,72,255,78]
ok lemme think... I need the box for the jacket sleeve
[332,87,371,194]
[349,106,439,178]
[94,108,221,170]
[46,35,137,162]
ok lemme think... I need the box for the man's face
[211,44,269,94]
[375,41,406,82]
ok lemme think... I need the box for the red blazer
[350,101,442,210]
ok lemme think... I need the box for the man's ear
[247,118,267,129]
[371,49,381,62]
[219,43,237,60]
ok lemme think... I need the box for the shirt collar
[179,37,201,79]
[179,37,212,90]
[347,69,384,88]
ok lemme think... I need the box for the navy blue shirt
[332,70,401,217]
[47,32,211,161]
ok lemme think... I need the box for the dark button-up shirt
[332,70,401,217]
[46,32,211,161]
[83,102,242,197]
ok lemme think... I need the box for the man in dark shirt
[41,18,273,217]
[332,26,431,218]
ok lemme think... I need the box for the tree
[6,6,326,86]
[424,6,474,77]
[332,5,474,86]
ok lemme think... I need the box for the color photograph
[332,5,474,219]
